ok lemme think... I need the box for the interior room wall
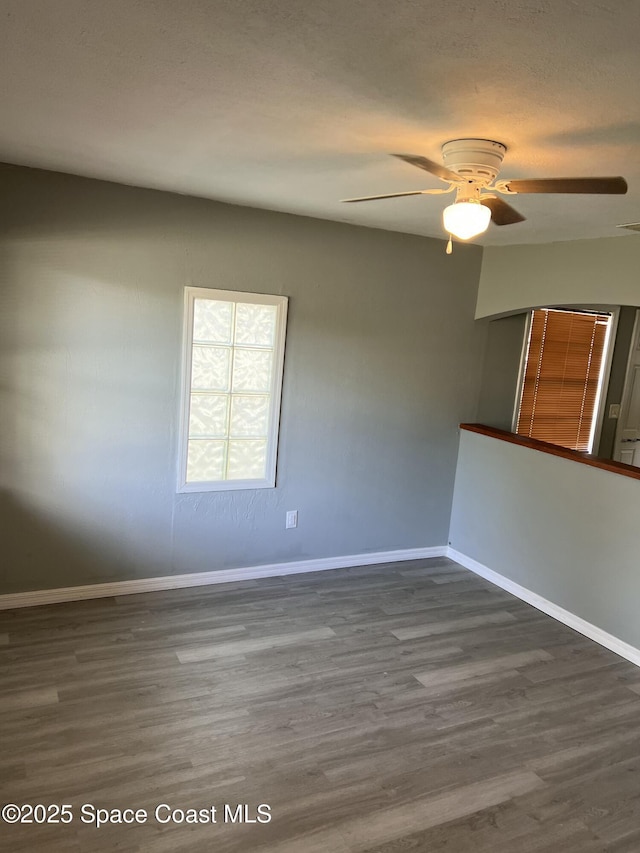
[450,428,640,651]
[0,164,486,595]
[475,313,527,431]
[477,237,640,319]
[598,306,637,458]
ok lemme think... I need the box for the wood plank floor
[2,557,640,852]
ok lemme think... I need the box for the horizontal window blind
[516,308,611,452]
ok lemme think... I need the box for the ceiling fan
[342,139,628,252]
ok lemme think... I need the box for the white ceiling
[1,0,640,245]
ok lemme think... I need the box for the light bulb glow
[442,201,491,240]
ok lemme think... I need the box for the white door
[614,310,640,466]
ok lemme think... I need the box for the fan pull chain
[446,235,453,255]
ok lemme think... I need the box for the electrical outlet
[285,510,298,529]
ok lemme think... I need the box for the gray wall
[476,313,527,431]
[450,428,640,650]
[477,237,640,319]
[0,164,486,594]
[598,306,637,458]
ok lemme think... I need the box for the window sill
[177,478,275,493]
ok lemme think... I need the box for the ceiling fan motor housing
[442,139,506,185]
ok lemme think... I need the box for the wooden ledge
[459,423,640,482]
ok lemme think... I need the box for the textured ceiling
[1,0,640,245]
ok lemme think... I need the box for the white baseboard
[0,546,447,611]
[5,544,639,668]
[447,547,640,669]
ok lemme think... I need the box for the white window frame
[177,286,288,493]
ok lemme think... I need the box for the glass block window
[178,288,288,491]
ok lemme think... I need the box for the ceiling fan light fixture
[343,140,627,246]
[442,200,491,240]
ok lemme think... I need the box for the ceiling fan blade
[341,190,427,203]
[392,153,462,184]
[481,196,526,226]
[505,176,628,195]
